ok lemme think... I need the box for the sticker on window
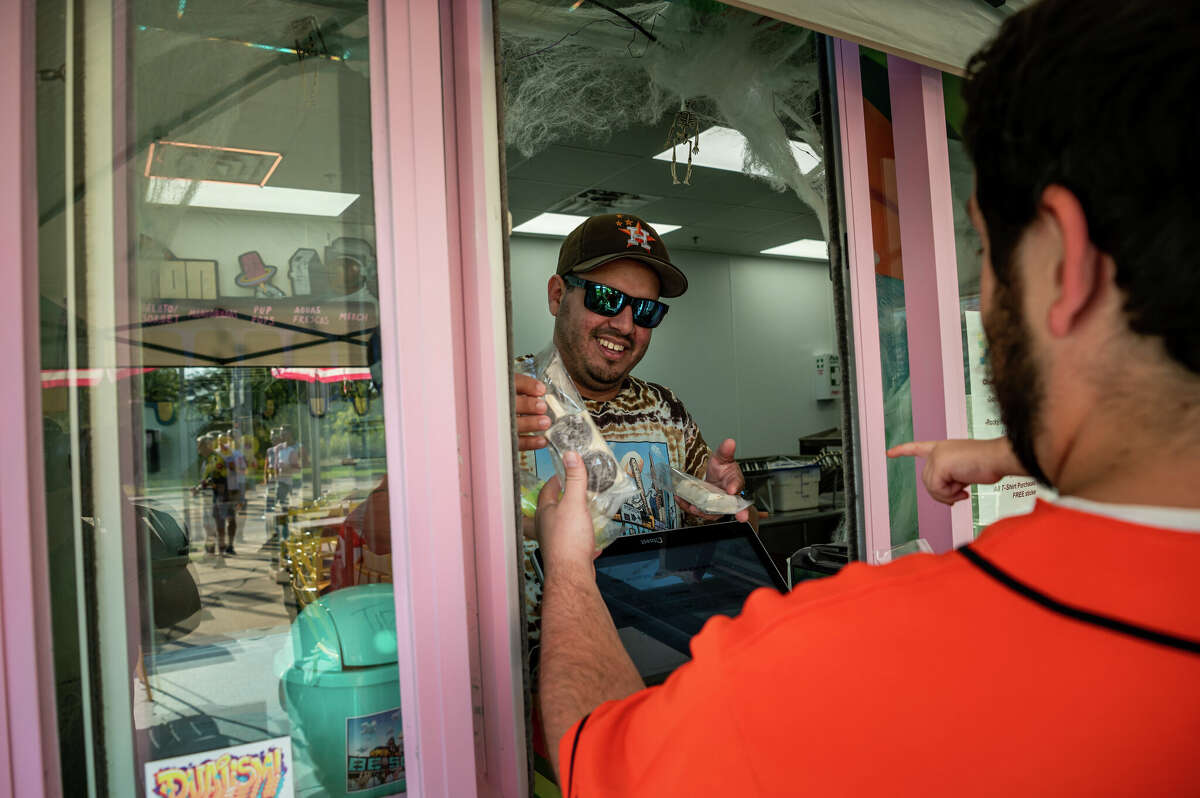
[144,735,293,798]
[346,706,406,794]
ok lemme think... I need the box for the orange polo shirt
[560,501,1200,796]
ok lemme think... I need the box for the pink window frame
[370,1,525,797]
[885,55,972,552]
[834,40,972,559]
[0,0,63,795]
[833,39,893,564]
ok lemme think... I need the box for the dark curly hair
[962,0,1200,375]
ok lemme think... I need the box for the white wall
[510,236,840,459]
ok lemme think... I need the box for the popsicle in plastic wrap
[526,345,637,550]
[671,466,753,516]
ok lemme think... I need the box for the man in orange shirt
[534,0,1200,794]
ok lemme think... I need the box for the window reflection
[859,47,919,546]
[38,0,407,794]
[132,364,397,793]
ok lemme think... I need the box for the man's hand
[536,451,597,569]
[537,450,644,780]
[688,438,752,524]
[514,373,551,452]
[887,437,1027,505]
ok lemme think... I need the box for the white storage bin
[767,463,820,511]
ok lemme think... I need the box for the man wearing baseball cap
[515,212,750,533]
[513,213,754,739]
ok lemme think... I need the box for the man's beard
[983,277,1054,488]
[553,303,641,395]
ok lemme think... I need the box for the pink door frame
[835,41,970,559]
[370,1,524,797]
[885,55,972,552]
[0,0,65,795]
[833,39,893,564]
[441,0,530,793]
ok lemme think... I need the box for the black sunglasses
[562,274,670,329]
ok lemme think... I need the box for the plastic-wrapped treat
[582,450,618,493]
[546,413,594,452]
[524,344,637,549]
[671,466,753,516]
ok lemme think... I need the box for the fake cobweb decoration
[500,0,828,236]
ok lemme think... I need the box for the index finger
[514,373,546,397]
[886,441,936,459]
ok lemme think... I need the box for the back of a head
[963,0,1199,375]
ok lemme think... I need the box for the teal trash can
[282,583,406,796]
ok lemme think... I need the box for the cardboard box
[767,463,820,511]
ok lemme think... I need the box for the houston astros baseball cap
[556,213,688,298]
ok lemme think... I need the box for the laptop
[536,521,787,685]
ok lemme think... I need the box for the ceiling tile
[667,227,762,258]
[504,146,530,172]
[510,209,543,228]
[506,178,581,212]
[509,145,644,187]
[756,215,826,247]
[627,196,736,226]
[588,164,770,208]
[699,206,802,234]
[746,187,815,213]
[503,116,832,257]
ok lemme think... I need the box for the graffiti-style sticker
[144,736,294,798]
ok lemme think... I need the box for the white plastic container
[767,463,820,511]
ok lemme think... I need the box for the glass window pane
[859,47,919,547]
[499,4,847,788]
[38,2,407,795]
[942,72,1037,538]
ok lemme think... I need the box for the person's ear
[1040,185,1107,338]
[548,274,566,316]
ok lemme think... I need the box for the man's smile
[595,334,629,360]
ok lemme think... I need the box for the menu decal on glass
[964,310,1037,528]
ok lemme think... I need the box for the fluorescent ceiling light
[652,125,820,177]
[761,239,828,260]
[513,212,680,237]
[144,140,282,185]
[145,177,359,217]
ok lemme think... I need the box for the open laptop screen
[591,521,786,683]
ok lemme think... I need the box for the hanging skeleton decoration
[664,103,700,185]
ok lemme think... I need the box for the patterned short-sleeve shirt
[521,374,711,640]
